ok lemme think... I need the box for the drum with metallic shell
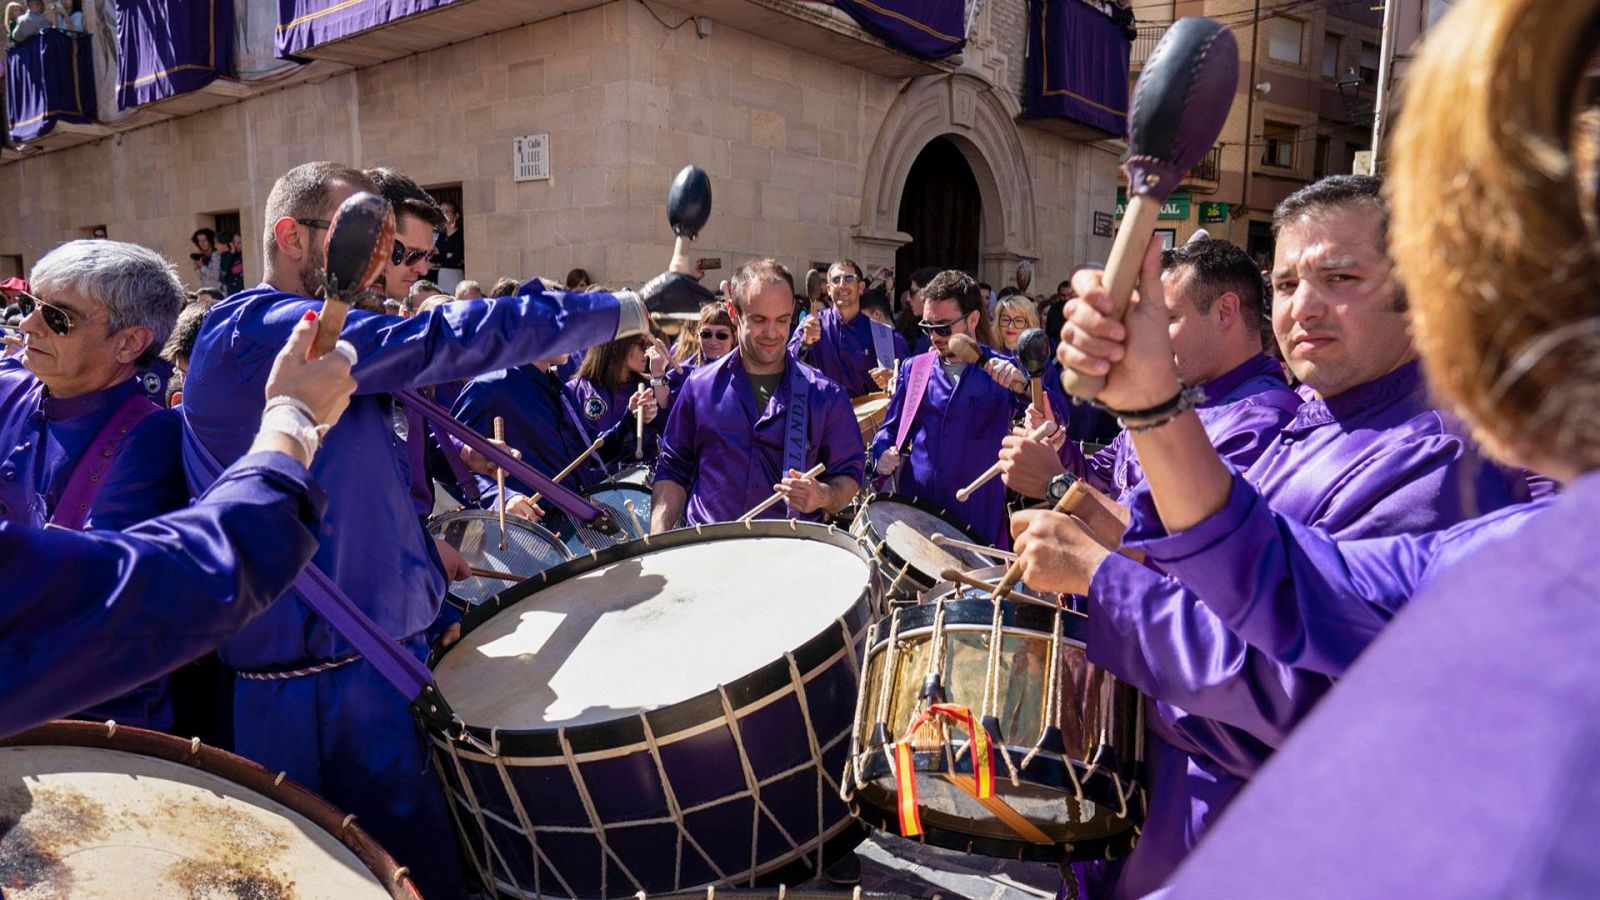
[850,493,994,598]
[429,509,573,608]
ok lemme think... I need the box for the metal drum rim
[852,492,993,583]
[867,596,1092,647]
[427,507,573,550]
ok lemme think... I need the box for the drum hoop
[853,492,991,577]
[0,720,420,899]
[428,520,876,758]
[871,597,1090,645]
[847,793,1140,863]
[427,508,571,552]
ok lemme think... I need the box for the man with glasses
[790,258,909,397]
[181,160,710,899]
[870,270,1027,546]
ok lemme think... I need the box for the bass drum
[0,720,419,898]
[429,509,573,609]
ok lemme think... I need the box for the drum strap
[49,390,159,530]
[782,363,810,476]
[868,317,895,371]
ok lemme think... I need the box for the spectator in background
[895,266,940,353]
[5,0,65,44]
[1,276,28,316]
[91,226,107,239]
[454,280,484,300]
[859,288,895,330]
[992,293,1040,354]
[415,293,453,315]
[430,201,464,293]
[564,268,591,291]
[217,230,245,295]
[489,277,519,298]
[190,228,221,291]
[407,279,442,308]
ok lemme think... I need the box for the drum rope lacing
[716,684,810,882]
[842,618,880,802]
[483,726,574,899]
[638,713,733,888]
[785,651,830,883]
[440,736,537,896]
[560,724,650,896]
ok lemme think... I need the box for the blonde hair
[1389,0,1600,471]
[992,295,1040,341]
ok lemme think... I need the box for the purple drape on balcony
[830,0,965,60]
[4,28,96,143]
[276,0,460,57]
[116,0,235,109]
[1024,0,1131,137]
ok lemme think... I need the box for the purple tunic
[1158,473,1598,899]
[869,348,1028,546]
[568,374,661,463]
[653,349,864,526]
[1056,354,1299,500]
[789,305,910,397]
[1082,361,1530,898]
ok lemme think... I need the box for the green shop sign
[1199,201,1230,224]
[1115,190,1191,220]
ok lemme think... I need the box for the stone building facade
[0,0,1125,295]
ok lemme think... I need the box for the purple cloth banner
[277,0,459,58]
[116,0,235,110]
[1024,0,1130,137]
[4,28,96,144]
[830,0,964,60]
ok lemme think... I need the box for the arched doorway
[894,136,982,294]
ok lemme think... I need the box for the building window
[1262,121,1297,169]
[1267,17,1304,65]
[1314,136,1331,179]
[1323,34,1343,79]
[1360,41,1380,84]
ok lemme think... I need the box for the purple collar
[1199,354,1285,407]
[40,376,143,423]
[1286,360,1425,433]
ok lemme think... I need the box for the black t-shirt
[747,371,782,410]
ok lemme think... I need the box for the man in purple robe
[1012,176,1528,898]
[0,240,184,729]
[652,258,864,529]
[999,239,1299,505]
[870,270,1028,547]
[791,258,909,397]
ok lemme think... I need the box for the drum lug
[1038,725,1067,756]
[918,673,946,705]
[870,722,891,750]
[980,714,1005,747]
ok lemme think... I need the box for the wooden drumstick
[493,417,508,551]
[939,567,1005,594]
[992,478,1090,602]
[955,420,1056,502]
[528,436,607,506]
[470,566,523,582]
[623,498,645,536]
[633,383,649,460]
[930,533,1017,561]
[738,462,825,522]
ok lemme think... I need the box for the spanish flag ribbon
[893,703,995,837]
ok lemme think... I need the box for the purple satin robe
[790,305,910,397]
[1082,361,1530,898]
[653,349,864,526]
[1158,473,1598,899]
[568,374,661,463]
[1057,354,1299,500]
[869,349,1027,546]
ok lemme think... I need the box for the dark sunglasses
[829,273,860,285]
[295,217,331,231]
[391,240,436,268]
[918,319,958,337]
[699,328,732,341]
[19,291,73,336]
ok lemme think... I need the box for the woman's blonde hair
[992,295,1040,341]
[673,302,734,363]
[1389,0,1600,471]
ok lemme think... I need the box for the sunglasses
[829,273,860,285]
[391,240,437,268]
[699,328,732,341]
[918,319,959,337]
[19,291,73,336]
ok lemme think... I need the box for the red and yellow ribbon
[892,703,994,837]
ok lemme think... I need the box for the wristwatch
[649,376,667,387]
[1045,472,1077,504]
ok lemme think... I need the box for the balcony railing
[1131,23,1169,68]
[1185,145,1223,187]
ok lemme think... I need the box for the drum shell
[846,599,1144,862]
[425,522,879,899]
[851,392,891,445]
[850,493,992,597]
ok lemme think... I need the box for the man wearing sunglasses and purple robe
[870,270,1029,547]
[790,258,909,397]
[652,258,864,530]
[0,241,184,729]
[181,161,712,899]
[1011,176,1531,900]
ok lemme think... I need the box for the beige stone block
[749,41,791,82]
[787,122,820,157]
[595,121,630,165]
[730,74,787,111]
[750,110,785,150]
[761,185,800,222]
[628,82,670,128]
[547,50,594,93]
[731,144,773,182]
[507,59,546,99]
[819,128,846,161]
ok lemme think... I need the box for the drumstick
[992,478,1090,602]
[939,567,1004,594]
[633,383,649,460]
[528,436,606,506]
[493,417,508,551]
[955,420,1056,502]
[313,191,394,358]
[930,533,1018,561]
[738,462,825,522]
[469,565,523,582]
[623,498,645,535]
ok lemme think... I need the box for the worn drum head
[434,523,874,732]
[855,496,990,589]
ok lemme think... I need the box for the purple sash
[893,350,937,451]
[49,391,159,530]
[868,317,895,370]
[782,364,810,476]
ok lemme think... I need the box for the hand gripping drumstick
[955,420,1056,502]
[634,383,649,460]
[312,191,395,358]
[992,476,1091,602]
[739,462,825,522]
[493,417,509,551]
[1058,18,1239,400]
[528,436,606,506]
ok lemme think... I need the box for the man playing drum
[791,258,909,397]
[182,161,706,898]
[1011,176,1532,899]
[652,258,864,530]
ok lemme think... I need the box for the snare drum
[426,521,879,898]
[429,509,573,609]
[550,481,654,554]
[851,392,892,445]
[845,598,1144,862]
[851,494,995,597]
[0,720,418,898]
